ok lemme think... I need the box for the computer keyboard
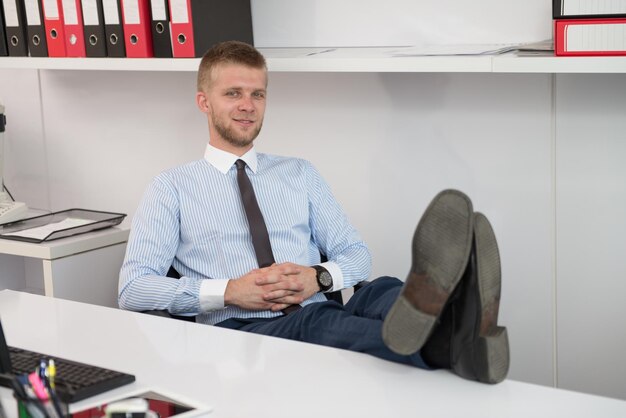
[0,346,135,403]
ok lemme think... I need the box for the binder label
[61,0,78,25]
[24,0,42,25]
[151,0,166,21]
[43,0,60,19]
[562,0,626,16]
[565,22,626,51]
[82,0,99,25]
[102,0,120,24]
[123,0,140,24]
[170,0,188,24]
[3,0,20,27]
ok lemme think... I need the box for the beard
[212,114,263,148]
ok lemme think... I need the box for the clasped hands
[224,262,319,312]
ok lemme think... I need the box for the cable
[2,184,15,201]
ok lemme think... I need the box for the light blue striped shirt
[118,145,371,325]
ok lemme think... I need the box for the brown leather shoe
[382,189,473,355]
[450,213,509,384]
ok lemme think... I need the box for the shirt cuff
[199,279,229,312]
[318,261,343,292]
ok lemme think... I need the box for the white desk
[0,290,625,418]
[0,226,129,307]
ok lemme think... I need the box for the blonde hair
[197,41,267,92]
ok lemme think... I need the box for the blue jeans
[215,276,429,368]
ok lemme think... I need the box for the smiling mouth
[234,118,255,125]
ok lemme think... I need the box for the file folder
[61,0,85,56]
[121,0,153,57]
[0,0,9,56]
[554,18,626,56]
[41,0,66,56]
[150,0,171,57]
[23,0,48,56]
[2,0,28,55]
[553,0,626,19]
[102,0,124,57]
[169,0,253,58]
[81,0,106,56]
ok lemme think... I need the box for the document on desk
[2,217,93,240]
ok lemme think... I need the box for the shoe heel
[382,296,436,355]
[474,326,510,384]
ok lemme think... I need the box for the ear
[196,91,210,114]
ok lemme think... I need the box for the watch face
[319,271,332,288]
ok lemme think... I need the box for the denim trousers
[215,276,429,369]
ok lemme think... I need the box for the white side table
[0,225,129,308]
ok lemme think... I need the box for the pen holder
[15,397,69,418]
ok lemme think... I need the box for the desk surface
[0,225,130,259]
[0,290,625,418]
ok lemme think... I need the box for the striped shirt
[118,144,371,325]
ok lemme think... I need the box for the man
[119,41,509,384]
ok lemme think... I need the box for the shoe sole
[469,213,509,383]
[382,189,473,355]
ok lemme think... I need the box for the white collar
[203,143,258,174]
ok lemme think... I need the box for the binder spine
[121,0,153,58]
[554,18,626,56]
[42,0,66,56]
[150,0,171,57]
[102,0,125,57]
[0,0,10,56]
[24,0,48,56]
[61,0,86,56]
[82,0,107,57]
[3,0,28,56]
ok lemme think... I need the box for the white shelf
[0,225,130,259]
[1,47,625,73]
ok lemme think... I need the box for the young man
[118,41,509,384]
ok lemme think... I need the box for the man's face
[199,63,267,153]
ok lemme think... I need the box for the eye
[225,90,240,98]
[253,91,266,99]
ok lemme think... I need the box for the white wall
[1,0,625,400]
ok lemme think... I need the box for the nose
[238,95,255,113]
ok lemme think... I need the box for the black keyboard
[0,346,135,403]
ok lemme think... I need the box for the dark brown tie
[235,159,275,268]
[235,160,300,315]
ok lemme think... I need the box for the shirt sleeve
[118,176,210,315]
[306,163,372,290]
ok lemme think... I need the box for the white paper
[2,0,20,27]
[3,218,93,240]
[81,0,99,25]
[151,0,167,21]
[61,0,78,25]
[102,0,120,25]
[170,0,188,24]
[24,0,42,26]
[122,0,140,24]
[43,0,59,19]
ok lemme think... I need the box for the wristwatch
[312,265,333,292]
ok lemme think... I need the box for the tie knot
[235,159,246,170]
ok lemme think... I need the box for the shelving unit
[1,47,625,73]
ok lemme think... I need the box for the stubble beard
[213,116,263,149]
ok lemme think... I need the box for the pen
[47,359,56,390]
